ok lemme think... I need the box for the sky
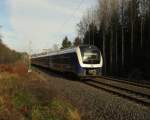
[0,0,97,53]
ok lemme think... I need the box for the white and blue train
[31,45,103,78]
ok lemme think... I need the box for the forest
[1,0,150,80]
[76,0,150,79]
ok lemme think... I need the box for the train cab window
[80,45,100,64]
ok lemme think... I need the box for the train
[31,45,103,78]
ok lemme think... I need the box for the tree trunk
[131,22,134,59]
[103,31,106,74]
[116,31,118,75]
[121,0,125,71]
[110,29,113,75]
[93,28,94,45]
[88,31,91,45]
[122,27,124,69]
[141,19,143,49]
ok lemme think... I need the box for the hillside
[0,40,80,120]
[0,40,22,64]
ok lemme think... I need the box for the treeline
[76,0,150,79]
[60,36,81,49]
[0,39,22,64]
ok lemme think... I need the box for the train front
[77,45,103,77]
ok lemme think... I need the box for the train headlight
[88,69,97,75]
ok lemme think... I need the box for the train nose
[78,67,102,77]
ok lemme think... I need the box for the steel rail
[83,78,150,106]
[98,76,150,89]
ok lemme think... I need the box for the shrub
[32,105,51,120]
[0,96,5,112]
[0,62,28,76]
[0,67,81,120]
[49,98,80,120]
[12,91,33,118]
[0,73,21,95]
[0,42,22,64]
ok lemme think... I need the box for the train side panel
[32,56,49,68]
[49,52,80,74]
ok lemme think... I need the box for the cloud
[7,0,96,53]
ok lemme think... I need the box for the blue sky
[0,0,97,53]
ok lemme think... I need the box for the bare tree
[139,0,147,49]
[77,10,93,39]
[121,0,125,69]
[98,0,112,74]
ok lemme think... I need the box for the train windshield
[80,46,100,64]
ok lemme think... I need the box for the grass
[0,63,81,120]
[49,98,80,120]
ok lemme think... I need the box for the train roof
[31,46,79,58]
[31,45,99,59]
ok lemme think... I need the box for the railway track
[83,77,150,106]
[99,76,150,89]
[33,66,150,106]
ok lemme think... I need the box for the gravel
[35,68,150,120]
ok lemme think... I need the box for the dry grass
[0,61,28,76]
[0,63,80,120]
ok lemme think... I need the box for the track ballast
[83,77,150,106]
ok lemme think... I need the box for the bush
[49,98,80,120]
[0,71,81,120]
[12,91,33,114]
[0,42,22,64]
[0,62,28,76]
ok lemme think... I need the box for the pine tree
[61,36,72,49]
